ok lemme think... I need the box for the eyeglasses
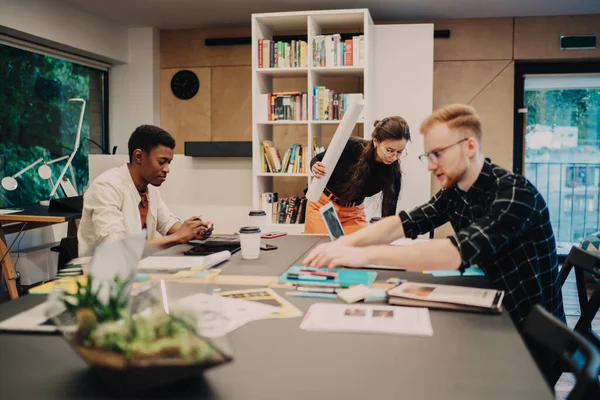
[383,146,408,159]
[418,138,468,165]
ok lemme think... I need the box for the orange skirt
[304,192,368,234]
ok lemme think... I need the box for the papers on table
[0,208,24,215]
[217,288,303,319]
[388,282,503,310]
[138,251,231,272]
[0,302,65,333]
[300,303,433,337]
[178,293,279,338]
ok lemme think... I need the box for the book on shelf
[312,34,364,67]
[258,39,308,68]
[257,92,308,122]
[387,282,505,314]
[313,88,363,121]
[260,141,307,174]
[260,192,307,225]
[312,137,325,154]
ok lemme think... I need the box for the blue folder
[278,266,377,288]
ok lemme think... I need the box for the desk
[0,235,553,399]
[0,204,81,299]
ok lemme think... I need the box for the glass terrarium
[45,275,232,393]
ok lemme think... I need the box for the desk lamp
[48,98,86,199]
[1,98,86,202]
[1,158,44,191]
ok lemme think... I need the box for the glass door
[515,65,600,255]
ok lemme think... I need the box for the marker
[285,291,337,299]
[297,286,336,294]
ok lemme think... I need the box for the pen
[285,291,338,299]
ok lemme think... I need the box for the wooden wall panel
[432,18,513,61]
[471,62,515,171]
[434,60,512,108]
[380,18,513,61]
[211,66,252,141]
[160,67,211,154]
[161,27,251,68]
[514,15,600,60]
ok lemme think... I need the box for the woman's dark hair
[337,116,411,216]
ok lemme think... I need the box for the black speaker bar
[205,29,450,47]
[184,141,252,157]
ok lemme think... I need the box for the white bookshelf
[252,9,374,234]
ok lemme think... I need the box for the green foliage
[525,88,600,146]
[62,275,133,325]
[0,44,94,207]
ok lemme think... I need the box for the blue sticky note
[428,265,485,277]
[135,274,151,282]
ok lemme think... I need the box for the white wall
[0,0,128,63]
[109,27,161,153]
[89,155,254,234]
[366,24,434,218]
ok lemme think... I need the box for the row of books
[313,87,363,121]
[260,141,307,174]
[313,34,364,67]
[257,92,308,121]
[260,192,307,225]
[257,39,308,69]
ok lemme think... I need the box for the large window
[0,40,108,208]
[514,63,600,255]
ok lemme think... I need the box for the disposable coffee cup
[239,226,261,260]
[249,210,267,231]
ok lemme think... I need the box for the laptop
[319,202,345,241]
[184,235,241,256]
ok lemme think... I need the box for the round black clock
[170,70,200,100]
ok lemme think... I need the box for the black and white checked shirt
[399,160,565,328]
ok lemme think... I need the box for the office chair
[523,304,600,400]
[559,246,600,350]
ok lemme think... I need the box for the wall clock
[170,70,199,100]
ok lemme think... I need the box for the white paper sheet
[306,100,365,203]
[300,303,433,337]
[138,251,230,272]
[0,208,24,215]
[178,293,278,338]
[0,302,65,333]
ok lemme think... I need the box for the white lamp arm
[46,155,69,165]
[13,158,44,178]
[49,98,86,197]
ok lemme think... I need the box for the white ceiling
[60,0,600,29]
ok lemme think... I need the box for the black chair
[50,236,79,270]
[523,304,600,400]
[560,246,600,350]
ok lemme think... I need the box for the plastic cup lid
[249,210,266,216]
[240,226,261,233]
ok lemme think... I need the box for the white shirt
[78,164,180,257]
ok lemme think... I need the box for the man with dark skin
[78,125,213,257]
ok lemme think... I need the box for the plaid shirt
[399,160,565,328]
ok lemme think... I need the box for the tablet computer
[184,244,241,256]
[319,202,345,241]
